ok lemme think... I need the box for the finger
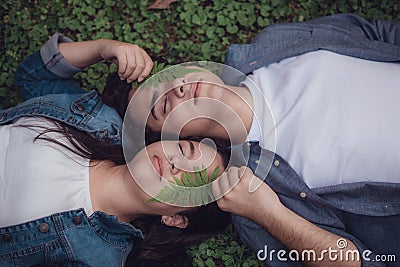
[211,174,222,200]
[121,48,138,79]
[227,167,241,189]
[127,50,146,82]
[238,166,248,179]
[219,171,232,197]
[138,51,154,82]
[117,52,129,79]
[248,168,263,193]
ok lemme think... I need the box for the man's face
[128,66,230,137]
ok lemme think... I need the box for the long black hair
[30,116,231,266]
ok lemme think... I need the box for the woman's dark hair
[127,202,230,267]
[32,118,231,266]
[102,72,131,118]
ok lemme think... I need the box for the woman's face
[128,140,224,199]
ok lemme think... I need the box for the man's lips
[152,155,164,177]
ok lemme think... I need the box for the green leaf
[182,172,195,187]
[200,165,208,184]
[209,165,220,182]
[204,259,216,267]
[172,176,185,186]
[140,65,203,91]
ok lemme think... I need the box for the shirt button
[77,105,85,112]
[255,160,260,164]
[273,160,280,167]
[72,216,82,225]
[39,223,50,233]
[2,234,11,243]
[299,192,307,198]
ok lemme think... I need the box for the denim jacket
[0,209,144,267]
[1,33,122,144]
[0,35,143,266]
[225,14,400,267]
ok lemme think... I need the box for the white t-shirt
[0,117,92,227]
[244,50,400,188]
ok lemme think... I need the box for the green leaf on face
[140,65,203,91]
[193,187,202,206]
[149,165,221,206]
[200,165,208,184]
[201,186,208,206]
[209,165,220,182]
[194,166,203,185]
[182,172,195,187]
[172,176,185,186]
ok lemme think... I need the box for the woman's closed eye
[163,96,168,115]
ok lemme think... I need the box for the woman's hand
[97,39,153,83]
[212,166,281,221]
[59,38,153,83]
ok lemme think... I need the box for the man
[126,13,400,266]
[222,15,400,266]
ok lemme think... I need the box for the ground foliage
[1,0,399,266]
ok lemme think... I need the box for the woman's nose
[168,157,180,176]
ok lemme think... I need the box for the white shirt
[0,117,92,227]
[244,50,400,188]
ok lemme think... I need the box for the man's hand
[212,166,281,221]
[215,168,362,267]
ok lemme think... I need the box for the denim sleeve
[14,33,85,100]
[305,13,400,45]
[225,14,400,75]
[253,14,400,45]
[232,214,386,267]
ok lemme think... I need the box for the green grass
[1,0,399,266]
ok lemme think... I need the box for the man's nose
[173,85,186,98]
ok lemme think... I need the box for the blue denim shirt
[224,14,400,267]
[0,209,144,266]
[232,142,400,267]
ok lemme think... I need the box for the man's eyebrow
[188,140,195,155]
[150,91,160,120]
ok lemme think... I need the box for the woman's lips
[192,82,201,104]
[152,155,164,177]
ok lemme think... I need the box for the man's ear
[161,214,189,229]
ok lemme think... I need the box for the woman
[0,115,231,266]
[0,33,231,266]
